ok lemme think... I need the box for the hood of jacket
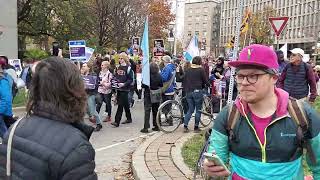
[235,87,289,118]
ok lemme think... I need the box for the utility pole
[227,0,244,105]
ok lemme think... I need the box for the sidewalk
[132,128,198,180]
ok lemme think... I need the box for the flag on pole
[280,43,288,60]
[141,17,150,86]
[185,35,199,61]
[85,47,95,62]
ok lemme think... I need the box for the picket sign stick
[227,0,244,105]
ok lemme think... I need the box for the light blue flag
[184,35,200,62]
[141,17,150,86]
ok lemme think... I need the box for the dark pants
[96,93,112,117]
[115,91,132,124]
[0,115,8,138]
[143,95,160,129]
[135,89,142,99]
[181,90,188,114]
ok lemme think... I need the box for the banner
[153,39,165,57]
[132,37,140,55]
[82,75,97,89]
[69,40,86,61]
[85,47,95,62]
[185,35,200,61]
[8,59,22,76]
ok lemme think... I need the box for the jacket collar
[32,101,94,139]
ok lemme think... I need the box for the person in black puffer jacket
[140,62,163,133]
[0,57,97,180]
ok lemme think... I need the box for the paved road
[13,98,159,179]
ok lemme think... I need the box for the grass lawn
[12,90,28,107]
[182,97,320,176]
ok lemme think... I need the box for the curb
[171,132,197,179]
[131,132,163,180]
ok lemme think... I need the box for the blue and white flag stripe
[141,17,150,86]
[185,35,200,62]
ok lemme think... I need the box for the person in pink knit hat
[203,44,320,180]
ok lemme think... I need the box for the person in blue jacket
[203,44,320,180]
[0,59,13,138]
[160,55,176,125]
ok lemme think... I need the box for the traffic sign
[268,17,289,37]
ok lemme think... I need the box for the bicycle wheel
[199,95,213,128]
[156,100,183,133]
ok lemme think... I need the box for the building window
[204,15,208,21]
[204,7,208,13]
[189,8,192,13]
[196,16,200,22]
[195,31,199,36]
[203,22,207,27]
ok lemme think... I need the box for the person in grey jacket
[0,57,97,180]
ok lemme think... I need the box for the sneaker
[89,116,96,123]
[140,128,149,133]
[94,124,102,132]
[103,116,111,122]
[111,122,119,127]
[183,126,189,133]
[152,127,160,131]
[194,127,201,133]
[121,120,132,124]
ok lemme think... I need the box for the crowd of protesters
[0,44,320,179]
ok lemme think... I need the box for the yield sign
[268,17,289,37]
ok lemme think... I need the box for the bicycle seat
[174,87,183,91]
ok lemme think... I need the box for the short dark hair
[150,62,159,74]
[192,56,202,65]
[27,57,87,123]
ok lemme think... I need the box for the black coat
[0,115,97,180]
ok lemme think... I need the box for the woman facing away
[0,57,97,180]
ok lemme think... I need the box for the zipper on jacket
[243,114,288,163]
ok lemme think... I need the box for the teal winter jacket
[208,88,320,180]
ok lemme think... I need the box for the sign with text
[69,40,86,61]
[8,59,22,76]
[82,75,97,90]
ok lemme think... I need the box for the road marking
[95,132,156,152]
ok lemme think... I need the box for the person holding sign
[81,63,103,132]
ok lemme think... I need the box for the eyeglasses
[234,73,268,84]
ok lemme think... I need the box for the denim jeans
[96,93,112,117]
[184,90,204,127]
[0,115,8,138]
[87,94,102,125]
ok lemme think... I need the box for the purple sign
[70,47,85,58]
[82,75,97,89]
[69,40,86,60]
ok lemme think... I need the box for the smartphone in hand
[203,152,231,175]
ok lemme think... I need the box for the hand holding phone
[203,152,231,177]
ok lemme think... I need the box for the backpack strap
[288,98,317,165]
[227,103,240,141]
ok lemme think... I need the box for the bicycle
[156,87,215,133]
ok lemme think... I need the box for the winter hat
[228,44,279,72]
